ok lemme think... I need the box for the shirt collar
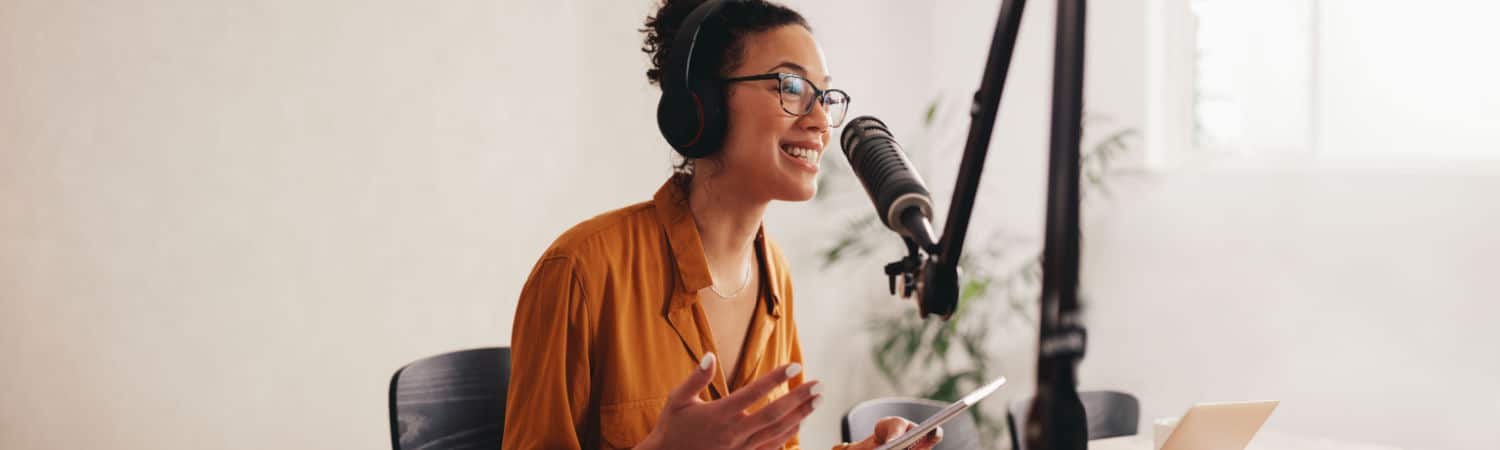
[653,175,784,315]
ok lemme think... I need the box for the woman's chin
[764,170,819,202]
[777,181,818,202]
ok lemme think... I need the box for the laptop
[1158,400,1279,450]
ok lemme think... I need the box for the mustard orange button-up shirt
[503,176,807,449]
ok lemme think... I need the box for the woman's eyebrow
[765,61,832,84]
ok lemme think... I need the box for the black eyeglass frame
[721,72,851,127]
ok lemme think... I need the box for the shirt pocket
[599,397,666,449]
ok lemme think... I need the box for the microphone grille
[840,115,890,157]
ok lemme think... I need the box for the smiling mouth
[780,144,822,166]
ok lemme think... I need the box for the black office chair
[1006,390,1139,450]
[388,347,511,450]
[842,397,982,450]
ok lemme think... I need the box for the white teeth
[782,146,820,165]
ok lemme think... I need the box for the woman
[503,1,943,449]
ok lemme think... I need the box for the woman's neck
[687,173,767,278]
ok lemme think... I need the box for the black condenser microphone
[840,116,959,319]
[839,116,939,252]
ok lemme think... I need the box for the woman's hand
[844,417,943,450]
[637,353,823,450]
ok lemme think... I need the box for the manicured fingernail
[700,353,716,370]
[785,363,802,378]
[810,382,825,396]
[812,395,823,409]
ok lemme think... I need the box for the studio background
[3,1,1496,449]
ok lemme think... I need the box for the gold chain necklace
[709,248,754,298]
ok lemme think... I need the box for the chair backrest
[841,397,982,450]
[1006,390,1140,450]
[388,347,511,450]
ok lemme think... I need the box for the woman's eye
[781,80,806,96]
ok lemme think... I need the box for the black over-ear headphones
[656,0,743,158]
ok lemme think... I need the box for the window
[1148,0,1500,167]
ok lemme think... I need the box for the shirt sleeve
[503,254,594,449]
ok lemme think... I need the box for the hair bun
[640,1,809,87]
[641,0,712,86]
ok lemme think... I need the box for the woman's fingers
[751,423,802,450]
[662,358,823,447]
[874,416,917,444]
[741,392,817,449]
[666,353,718,408]
[715,362,802,413]
[743,380,822,429]
[868,417,942,449]
[911,426,944,450]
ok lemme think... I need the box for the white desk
[1090,431,1404,450]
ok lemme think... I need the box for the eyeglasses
[722,72,851,128]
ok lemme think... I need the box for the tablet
[873,376,1007,450]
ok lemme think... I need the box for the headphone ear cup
[658,80,727,159]
[687,79,727,158]
[656,89,702,154]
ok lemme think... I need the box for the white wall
[0,1,665,448]
[1081,171,1500,450]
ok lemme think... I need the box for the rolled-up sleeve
[503,254,594,449]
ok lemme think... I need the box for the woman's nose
[800,98,830,133]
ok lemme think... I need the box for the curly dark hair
[641,0,810,87]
